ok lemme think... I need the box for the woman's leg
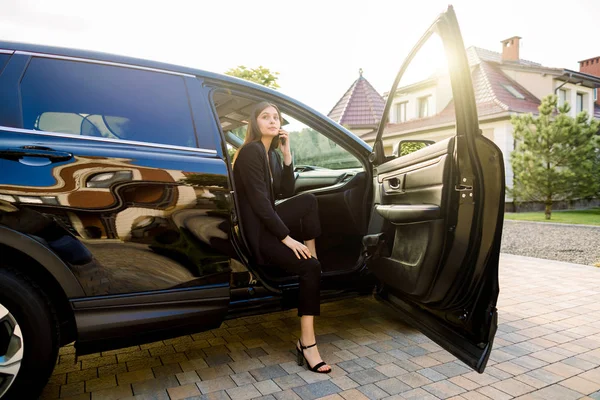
[305,239,317,259]
[299,315,331,372]
[276,193,321,249]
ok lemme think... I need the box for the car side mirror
[392,140,435,157]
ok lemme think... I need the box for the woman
[233,101,331,374]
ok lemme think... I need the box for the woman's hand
[279,129,292,166]
[281,235,311,259]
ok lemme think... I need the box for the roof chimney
[579,56,600,106]
[579,56,600,77]
[501,36,521,62]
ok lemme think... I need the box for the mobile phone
[279,130,286,145]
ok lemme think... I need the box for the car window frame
[16,52,217,154]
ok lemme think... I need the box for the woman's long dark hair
[232,101,282,165]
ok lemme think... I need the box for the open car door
[365,6,504,373]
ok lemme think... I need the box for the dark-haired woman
[233,102,331,373]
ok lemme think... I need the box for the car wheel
[0,267,60,400]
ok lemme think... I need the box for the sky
[1,0,598,115]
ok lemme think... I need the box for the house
[327,68,385,138]
[330,37,600,204]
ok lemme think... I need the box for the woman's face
[256,106,281,138]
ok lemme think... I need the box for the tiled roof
[328,71,385,128]
[467,47,542,67]
[360,57,542,141]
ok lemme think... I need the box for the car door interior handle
[0,146,73,162]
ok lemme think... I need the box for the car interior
[210,91,371,282]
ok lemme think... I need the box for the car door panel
[366,7,504,372]
[0,54,234,355]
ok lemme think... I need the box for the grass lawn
[505,207,600,226]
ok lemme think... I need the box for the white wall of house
[388,77,453,124]
[499,69,552,101]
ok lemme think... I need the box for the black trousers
[261,193,322,316]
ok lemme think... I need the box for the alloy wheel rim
[0,303,23,398]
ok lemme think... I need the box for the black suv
[0,7,504,399]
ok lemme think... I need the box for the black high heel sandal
[296,339,331,374]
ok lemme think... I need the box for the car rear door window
[20,58,199,149]
[0,53,10,73]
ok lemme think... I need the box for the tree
[225,65,280,89]
[510,94,599,219]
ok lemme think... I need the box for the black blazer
[233,141,295,264]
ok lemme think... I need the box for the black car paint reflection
[0,151,237,296]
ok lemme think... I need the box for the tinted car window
[0,53,10,73]
[21,58,199,148]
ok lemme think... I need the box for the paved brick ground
[40,253,600,400]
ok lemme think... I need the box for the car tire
[0,267,60,400]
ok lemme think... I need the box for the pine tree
[510,94,599,219]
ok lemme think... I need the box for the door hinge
[455,178,474,203]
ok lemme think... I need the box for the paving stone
[61,381,85,397]
[152,363,183,379]
[176,371,201,385]
[399,387,441,400]
[492,377,535,397]
[297,370,331,384]
[98,364,128,378]
[68,368,99,384]
[117,350,150,364]
[127,357,162,372]
[417,368,447,382]
[54,361,83,374]
[273,389,303,400]
[199,389,231,400]
[180,359,209,372]
[280,361,306,374]
[374,377,411,395]
[225,384,262,400]
[247,347,269,358]
[475,385,512,400]
[447,376,480,391]
[560,376,600,395]
[86,375,117,392]
[273,374,307,390]
[61,394,91,400]
[292,380,341,400]
[148,346,176,357]
[159,352,188,366]
[422,380,466,399]
[255,379,282,395]
[250,365,289,382]
[132,376,179,395]
[231,371,258,386]
[372,363,406,378]
[197,365,235,381]
[337,361,364,373]
[353,357,379,369]
[90,384,133,400]
[117,368,155,386]
[356,383,389,399]
[523,384,582,400]
[330,376,359,391]
[431,362,471,378]
[402,346,429,357]
[229,358,264,373]
[346,369,388,386]
[397,372,433,388]
[337,388,369,400]
[196,376,237,394]
[166,383,200,400]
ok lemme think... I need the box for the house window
[395,102,407,123]
[594,88,597,102]
[576,93,584,113]
[558,89,568,106]
[418,96,430,118]
[502,84,525,99]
